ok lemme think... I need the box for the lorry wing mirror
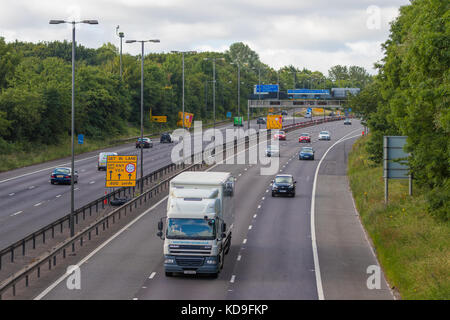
[157,220,163,231]
[294,181,297,184]
[222,223,226,233]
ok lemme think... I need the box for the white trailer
[157,171,235,277]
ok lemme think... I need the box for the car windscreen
[166,218,215,240]
[54,168,70,174]
[301,133,310,136]
[301,148,313,152]
[320,131,329,134]
[275,176,293,184]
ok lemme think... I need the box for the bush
[426,179,450,222]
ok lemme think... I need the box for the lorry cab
[157,171,234,278]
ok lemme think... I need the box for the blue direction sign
[254,84,279,94]
[307,107,312,113]
[78,134,84,144]
[226,111,232,118]
[349,108,352,112]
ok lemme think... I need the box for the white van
[98,152,118,171]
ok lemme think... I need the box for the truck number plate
[184,270,196,274]
[279,190,286,192]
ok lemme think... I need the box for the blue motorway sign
[307,108,312,113]
[226,111,232,118]
[254,84,279,94]
[349,108,352,112]
[287,89,329,95]
[78,134,84,144]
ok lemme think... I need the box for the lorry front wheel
[165,272,173,277]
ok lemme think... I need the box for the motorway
[0,114,318,249]
[35,117,392,300]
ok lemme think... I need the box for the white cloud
[0,0,410,74]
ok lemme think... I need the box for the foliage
[350,0,449,218]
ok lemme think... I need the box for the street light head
[126,40,136,43]
[82,20,99,24]
[49,20,65,24]
[149,39,160,43]
[119,32,124,38]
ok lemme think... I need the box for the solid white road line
[310,128,362,301]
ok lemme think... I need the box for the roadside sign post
[77,134,84,144]
[106,155,137,188]
[383,136,411,205]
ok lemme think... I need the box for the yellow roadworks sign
[267,115,282,129]
[151,116,167,123]
[106,155,137,187]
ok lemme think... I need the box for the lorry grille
[169,245,211,255]
[175,257,204,267]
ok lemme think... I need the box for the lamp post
[230,62,241,117]
[204,57,225,138]
[49,19,98,237]
[126,39,160,195]
[116,26,124,80]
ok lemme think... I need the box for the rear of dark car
[136,138,152,148]
[50,168,77,185]
[160,133,173,143]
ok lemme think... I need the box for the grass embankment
[347,136,449,300]
[0,117,233,173]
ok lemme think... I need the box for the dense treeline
[349,0,449,220]
[0,38,370,151]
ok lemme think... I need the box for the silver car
[318,131,331,140]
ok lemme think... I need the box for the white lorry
[157,171,235,278]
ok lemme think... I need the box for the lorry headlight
[164,258,175,264]
[206,258,217,265]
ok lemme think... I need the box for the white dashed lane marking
[34,202,42,207]
[149,272,156,279]
[230,275,236,283]
[243,239,247,244]
[10,211,23,217]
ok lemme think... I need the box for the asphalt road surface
[37,118,371,300]
[0,113,322,248]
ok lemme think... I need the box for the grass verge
[347,135,449,300]
[0,118,231,173]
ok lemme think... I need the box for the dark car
[281,110,288,116]
[50,167,78,185]
[299,147,315,160]
[256,117,266,124]
[271,174,296,197]
[136,137,153,148]
[160,133,173,143]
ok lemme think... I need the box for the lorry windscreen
[166,218,216,240]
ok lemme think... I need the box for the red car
[299,133,311,143]
[273,131,286,140]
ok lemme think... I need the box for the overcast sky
[1,0,410,75]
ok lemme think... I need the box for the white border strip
[310,129,362,300]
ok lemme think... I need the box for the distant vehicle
[273,131,286,140]
[136,137,153,148]
[344,118,352,125]
[271,174,296,197]
[318,131,331,140]
[256,117,266,124]
[281,110,288,116]
[304,112,312,118]
[299,147,315,160]
[224,177,235,196]
[265,145,280,157]
[157,171,234,278]
[233,116,244,126]
[160,133,173,143]
[329,111,335,117]
[98,152,118,170]
[50,167,78,185]
[298,133,311,143]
